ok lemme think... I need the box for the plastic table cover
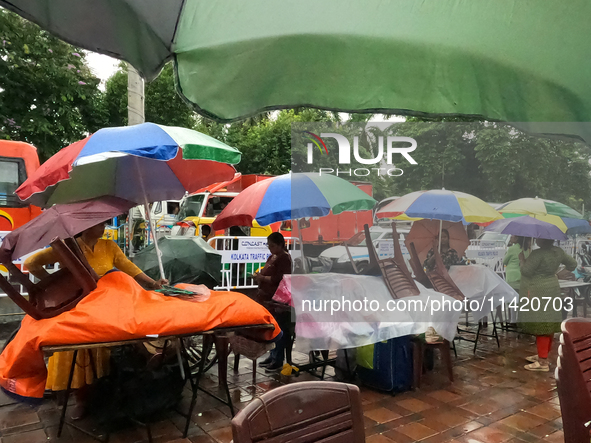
[449,264,518,323]
[283,273,461,353]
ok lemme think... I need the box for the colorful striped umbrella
[497,197,583,220]
[16,123,241,208]
[501,212,591,235]
[375,190,502,225]
[212,173,376,230]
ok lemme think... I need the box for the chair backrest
[363,224,380,272]
[408,242,432,288]
[231,381,365,443]
[426,241,465,301]
[557,318,591,443]
[0,238,98,320]
[364,224,420,299]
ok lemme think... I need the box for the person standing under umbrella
[24,222,167,418]
[518,238,576,371]
[503,236,531,291]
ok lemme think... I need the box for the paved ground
[0,324,564,443]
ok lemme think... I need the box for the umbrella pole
[296,219,308,274]
[135,157,166,281]
[143,198,166,281]
[438,219,443,252]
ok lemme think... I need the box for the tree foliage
[0,8,105,161]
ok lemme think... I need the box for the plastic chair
[412,338,454,388]
[364,223,420,299]
[407,242,432,288]
[557,318,591,443]
[231,381,365,443]
[0,238,98,320]
[425,241,465,301]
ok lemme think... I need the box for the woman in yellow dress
[24,222,167,418]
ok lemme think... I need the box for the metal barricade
[465,239,507,277]
[208,236,301,291]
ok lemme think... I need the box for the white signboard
[377,240,410,260]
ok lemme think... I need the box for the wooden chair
[364,223,420,299]
[425,242,500,353]
[407,242,432,288]
[557,318,591,443]
[231,381,365,443]
[0,238,98,320]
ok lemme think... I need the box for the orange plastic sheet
[0,271,279,399]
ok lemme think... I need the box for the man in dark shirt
[254,233,292,371]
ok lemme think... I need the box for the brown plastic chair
[412,338,454,388]
[557,318,591,443]
[407,242,432,288]
[425,241,465,301]
[364,223,420,299]
[0,238,98,320]
[231,381,365,443]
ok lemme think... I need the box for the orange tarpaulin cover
[0,272,279,399]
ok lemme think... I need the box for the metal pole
[127,63,145,257]
[127,63,145,126]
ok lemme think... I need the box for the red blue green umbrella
[212,173,376,230]
[16,123,241,208]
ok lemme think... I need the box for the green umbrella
[4,0,591,141]
[132,236,222,288]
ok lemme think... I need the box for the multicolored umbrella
[484,216,568,241]
[497,197,583,220]
[16,123,240,208]
[500,212,591,235]
[3,0,591,143]
[212,173,376,230]
[376,190,502,225]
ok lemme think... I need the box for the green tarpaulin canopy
[3,0,590,140]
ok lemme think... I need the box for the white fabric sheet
[287,273,461,353]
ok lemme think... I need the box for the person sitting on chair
[24,222,168,420]
[253,233,292,372]
[423,229,462,272]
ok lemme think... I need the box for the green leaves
[0,9,105,161]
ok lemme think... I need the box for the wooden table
[42,324,274,442]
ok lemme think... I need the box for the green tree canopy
[0,8,105,161]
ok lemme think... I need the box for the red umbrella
[405,220,470,263]
[0,197,134,263]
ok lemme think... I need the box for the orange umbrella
[405,220,470,263]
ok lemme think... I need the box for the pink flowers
[72,52,81,57]
[78,81,86,85]
[67,64,75,70]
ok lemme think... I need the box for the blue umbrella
[563,218,591,235]
[484,216,568,241]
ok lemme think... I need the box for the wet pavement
[0,324,564,443]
